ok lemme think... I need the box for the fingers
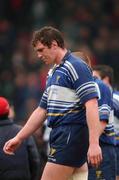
[3,140,15,155]
[88,154,102,168]
[87,145,103,168]
[3,136,22,155]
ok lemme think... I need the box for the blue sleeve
[39,90,48,109]
[97,80,112,122]
[72,61,98,104]
[113,92,119,119]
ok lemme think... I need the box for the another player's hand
[87,143,102,167]
[3,136,22,155]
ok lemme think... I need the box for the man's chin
[44,61,48,64]
[45,61,52,65]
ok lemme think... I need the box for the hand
[3,136,22,155]
[87,143,102,167]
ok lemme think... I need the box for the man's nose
[38,53,42,58]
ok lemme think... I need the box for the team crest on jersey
[96,170,103,179]
[56,75,60,84]
[49,148,56,156]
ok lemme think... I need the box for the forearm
[85,99,103,167]
[85,99,101,144]
[16,107,46,141]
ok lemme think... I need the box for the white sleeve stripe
[66,61,78,79]
[67,61,79,79]
[64,63,77,81]
[64,61,78,81]
[76,82,95,91]
[77,83,96,95]
[77,88,97,99]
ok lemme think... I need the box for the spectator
[0,96,40,180]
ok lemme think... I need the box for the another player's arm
[99,121,107,133]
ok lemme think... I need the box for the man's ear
[52,40,58,47]
[103,76,110,85]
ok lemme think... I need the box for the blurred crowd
[0,0,119,122]
[0,0,119,178]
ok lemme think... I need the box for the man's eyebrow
[36,48,44,52]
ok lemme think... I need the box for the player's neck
[55,48,67,65]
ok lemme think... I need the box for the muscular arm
[86,99,107,139]
[16,107,47,141]
[85,98,102,166]
[85,98,101,143]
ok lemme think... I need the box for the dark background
[0,0,119,123]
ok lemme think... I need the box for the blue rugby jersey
[39,52,98,128]
[94,77,116,145]
[113,90,119,145]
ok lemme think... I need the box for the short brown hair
[32,26,65,48]
[72,51,91,67]
[93,65,114,85]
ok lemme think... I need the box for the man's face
[93,70,101,79]
[34,41,56,65]
[93,70,111,86]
